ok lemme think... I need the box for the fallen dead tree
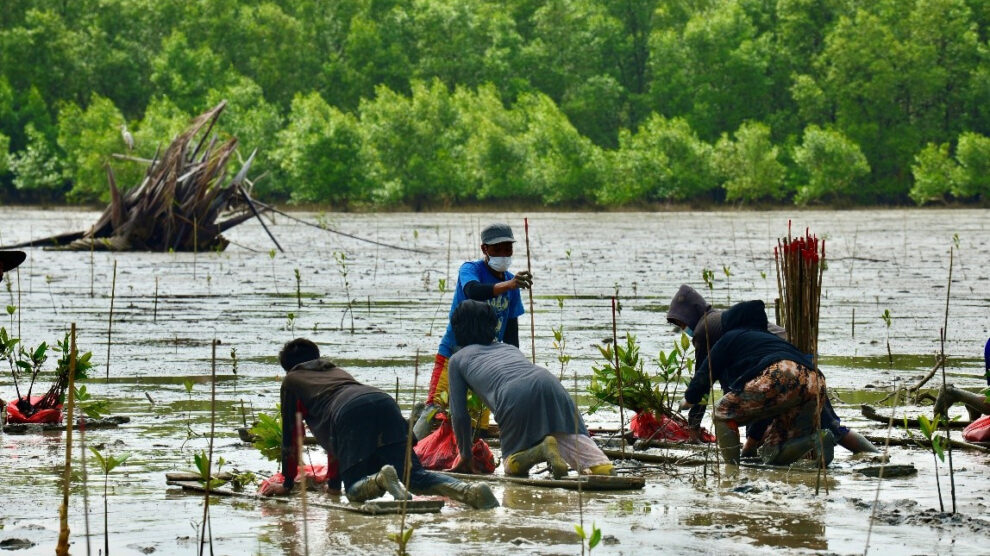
[7,101,263,252]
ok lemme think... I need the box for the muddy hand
[514,270,532,289]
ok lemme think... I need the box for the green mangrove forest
[1,0,989,208]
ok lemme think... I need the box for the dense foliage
[2,0,989,207]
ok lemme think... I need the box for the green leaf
[589,525,602,549]
[574,525,586,539]
[183,379,194,394]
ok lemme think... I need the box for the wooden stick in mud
[940,246,956,514]
[80,417,92,556]
[200,339,219,556]
[398,350,419,551]
[106,260,116,382]
[864,386,901,556]
[611,297,627,457]
[56,323,78,556]
[525,218,535,363]
[297,411,309,555]
[907,354,947,393]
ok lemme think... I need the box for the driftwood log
[6,101,263,252]
[860,404,970,429]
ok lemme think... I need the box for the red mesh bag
[629,411,715,443]
[5,396,63,424]
[414,413,495,473]
[963,415,990,443]
[258,464,332,495]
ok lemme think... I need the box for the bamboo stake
[940,246,955,513]
[611,297,626,457]
[153,276,159,324]
[56,323,78,556]
[574,369,585,556]
[864,386,902,555]
[296,410,309,555]
[525,218,535,363]
[106,260,117,383]
[200,339,218,556]
[81,417,92,556]
[398,349,419,552]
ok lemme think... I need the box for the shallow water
[1,208,989,554]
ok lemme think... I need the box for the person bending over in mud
[261,338,497,509]
[446,300,613,478]
[668,284,876,455]
[678,300,836,466]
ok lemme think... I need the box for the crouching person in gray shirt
[447,300,613,478]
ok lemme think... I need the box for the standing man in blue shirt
[425,223,532,420]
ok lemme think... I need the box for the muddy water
[1,207,989,555]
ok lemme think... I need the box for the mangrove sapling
[249,408,283,462]
[153,276,158,323]
[864,386,903,556]
[552,297,571,381]
[427,278,449,337]
[333,251,355,333]
[80,418,92,556]
[90,447,130,556]
[286,312,297,336]
[572,370,601,556]
[881,309,893,366]
[106,260,117,382]
[701,268,714,300]
[56,324,77,556]
[269,249,280,295]
[45,274,57,314]
[6,304,13,331]
[722,265,733,304]
[915,414,949,512]
[295,268,302,308]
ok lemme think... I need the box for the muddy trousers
[339,441,451,493]
[713,360,826,465]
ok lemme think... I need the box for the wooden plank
[602,448,708,466]
[165,480,444,515]
[440,472,644,491]
[3,416,130,434]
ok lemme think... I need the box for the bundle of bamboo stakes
[9,101,261,252]
[774,225,825,357]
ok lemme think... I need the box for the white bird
[120,123,134,151]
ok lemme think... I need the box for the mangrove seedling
[388,526,415,556]
[333,251,355,333]
[294,268,302,308]
[90,447,130,556]
[914,414,949,512]
[427,278,449,337]
[286,312,296,335]
[701,268,715,297]
[250,408,283,462]
[575,522,602,554]
[881,309,893,365]
[552,297,571,380]
[722,265,733,304]
[6,304,13,330]
[269,249,280,295]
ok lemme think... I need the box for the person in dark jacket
[668,286,876,455]
[678,301,835,466]
[261,338,497,509]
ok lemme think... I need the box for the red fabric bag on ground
[629,411,715,443]
[258,464,331,495]
[4,396,63,424]
[962,415,990,443]
[414,413,496,473]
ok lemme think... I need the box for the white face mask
[487,256,512,273]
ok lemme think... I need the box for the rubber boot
[714,419,741,465]
[586,463,615,476]
[346,464,412,502]
[426,481,499,510]
[761,430,835,466]
[504,436,569,478]
[838,430,878,454]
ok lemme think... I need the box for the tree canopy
[1,0,989,207]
